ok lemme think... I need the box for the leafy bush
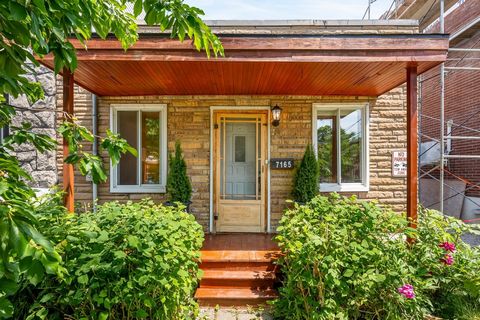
[273,194,480,319]
[411,209,480,319]
[167,141,192,204]
[0,189,66,319]
[13,200,204,320]
[292,144,319,203]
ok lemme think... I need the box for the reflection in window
[118,111,138,185]
[340,110,362,183]
[142,112,160,184]
[317,116,337,183]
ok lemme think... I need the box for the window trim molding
[312,103,369,192]
[110,104,168,193]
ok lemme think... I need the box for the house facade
[35,20,448,232]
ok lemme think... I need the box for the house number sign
[271,158,294,169]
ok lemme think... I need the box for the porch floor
[202,233,279,251]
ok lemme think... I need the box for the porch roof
[40,21,449,97]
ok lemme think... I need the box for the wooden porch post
[63,68,75,212]
[406,64,418,228]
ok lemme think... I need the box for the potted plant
[292,144,319,204]
[165,141,192,212]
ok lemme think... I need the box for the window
[111,104,167,193]
[313,104,369,192]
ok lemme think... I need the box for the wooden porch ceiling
[40,34,449,97]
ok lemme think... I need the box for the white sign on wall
[392,151,407,177]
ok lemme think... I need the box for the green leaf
[127,235,140,248]
[133,0,143,17]
[135,309,148,318]
[26,260,45,285]
[98,311,109,320]
[371,274,386,283]
[0,279,19,296]
[343,269,354,278]
[113,250,126,259]
[8,2,28,21]
[0,180,8,196]
[77,274,89,284]
[0,297,14,319]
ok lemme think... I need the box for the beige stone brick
[57,84,408,230]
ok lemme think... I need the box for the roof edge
[206,19,419,27]
[136,19,419,28]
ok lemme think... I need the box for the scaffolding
[417,0,480,222]
[364,0,480,222]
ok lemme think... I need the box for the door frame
[209,106,271,233]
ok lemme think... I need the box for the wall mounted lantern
[271,104,282,127]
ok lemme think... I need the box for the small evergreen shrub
[167,141,192,204]
[13,200,204,320]
[292,144,319,203]
[273,194,480,319]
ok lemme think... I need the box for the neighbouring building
[385,0,480,220]
[8,64,57,191]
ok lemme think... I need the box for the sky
[187,0,394,20]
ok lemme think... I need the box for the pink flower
[441,254,454,266]
[398,284,415,299]
[439,242,456,252]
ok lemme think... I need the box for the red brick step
[195,234,281,307]
[200,269,277,288]
[195,287,278,307]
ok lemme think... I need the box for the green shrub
[13,200,204,320]
[0,190,66,320]
[292,144,319,203]
[273,194,480,320]
[411,209,480,319]
[167,141,192,203]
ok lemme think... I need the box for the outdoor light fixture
[271,104,282,127]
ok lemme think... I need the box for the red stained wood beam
[62,68,75,213]
[65,36,449,51]
[406,64,418,229]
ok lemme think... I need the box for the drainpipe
[92,94,98,212]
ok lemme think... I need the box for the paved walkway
[199,307,273,320]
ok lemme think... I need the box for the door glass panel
[117,111,138,185]
[220,117,259,200]
[234,136,246,162]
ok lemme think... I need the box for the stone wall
[9,65,57,188]
[57,85,408,231]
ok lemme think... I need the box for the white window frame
[110,104,168,193]
[312,103,369,192]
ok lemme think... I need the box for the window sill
[110,185,166,194]
[319,183,369,193]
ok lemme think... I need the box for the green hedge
[13,200,204,320]
[273,194,480,320]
